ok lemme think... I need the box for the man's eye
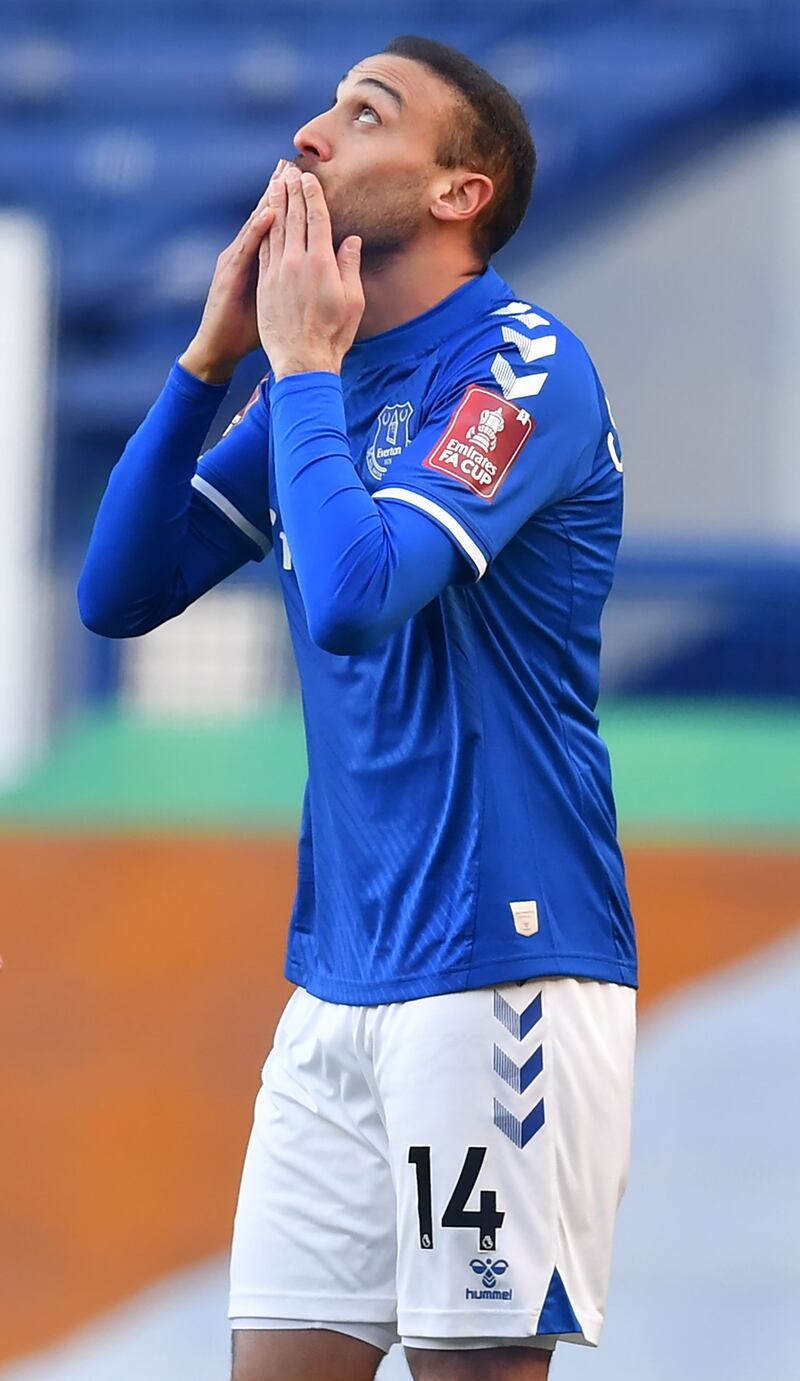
[356,105,380,125]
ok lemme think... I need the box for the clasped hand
[257,164,365,381]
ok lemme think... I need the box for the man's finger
[234,160,285,249]
[255,159,286,212]
[283,166,306,256]
[267,175,287,257]
[258,231,271,275]
[233,206,274,260]
[336,235,363,304]
[250,206,275,248]
[301,172,334,257]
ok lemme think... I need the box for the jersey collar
[344,264,507,368]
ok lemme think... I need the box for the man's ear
[430,171,494,227]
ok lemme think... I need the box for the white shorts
[229,976,636,1353]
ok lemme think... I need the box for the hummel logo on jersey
[366,401,414,480]
[424,386,534,501]
[490,301,557,401]
[466,1257,513,1301]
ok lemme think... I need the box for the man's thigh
[231,1326,384,1381]
[406,1342,553,1380]
[230,1330,554,1381]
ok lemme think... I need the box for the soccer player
[78,35,637,1381]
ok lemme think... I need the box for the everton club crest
[366,401,414,481]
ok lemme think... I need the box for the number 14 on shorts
[408,1145,505,1251]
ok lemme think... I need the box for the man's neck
[355,239,483,341]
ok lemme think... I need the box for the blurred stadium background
[1,1,799,1378]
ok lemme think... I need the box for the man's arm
[268,372,465,655]
[77,362,271,637]
[78,160,286,637]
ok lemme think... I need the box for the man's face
[291,54,457,260]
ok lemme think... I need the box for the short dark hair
[384,34,536,262]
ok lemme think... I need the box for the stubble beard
[326,170,429,269]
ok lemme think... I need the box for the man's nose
[293,111,334,164]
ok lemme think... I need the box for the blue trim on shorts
[537,1268,582,1336]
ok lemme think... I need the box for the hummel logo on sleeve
[490,301,557,400]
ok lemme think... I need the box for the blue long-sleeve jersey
[79,264,637,1002]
